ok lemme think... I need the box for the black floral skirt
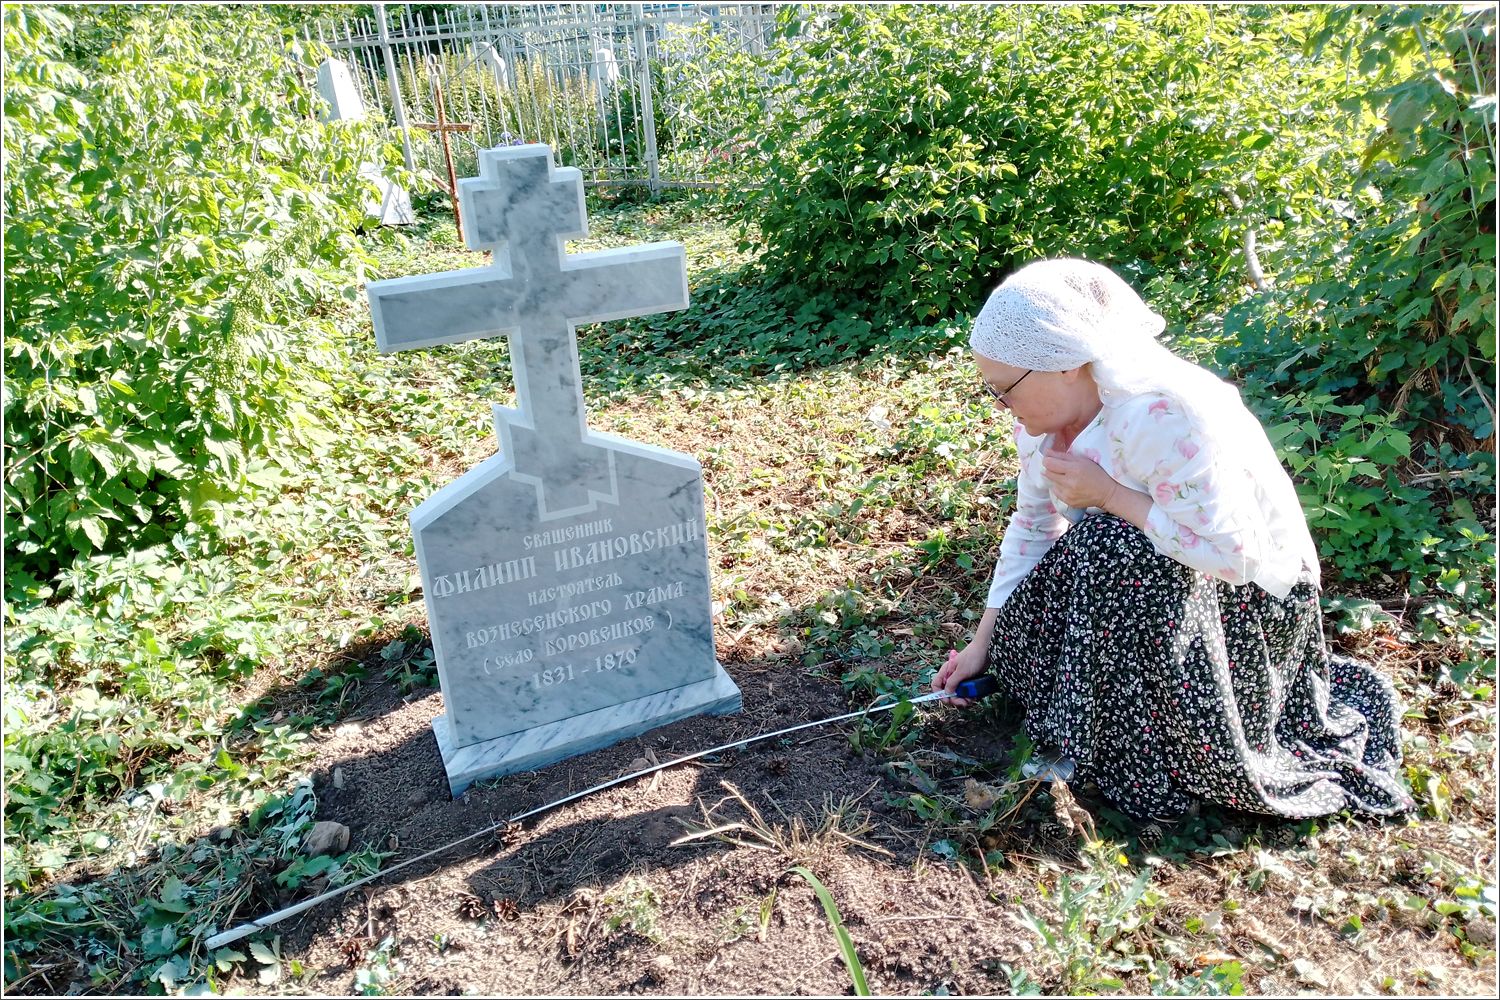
[986,514,1414,820]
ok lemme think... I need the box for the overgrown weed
[673,779,888,868]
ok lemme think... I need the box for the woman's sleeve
[986,429,1069,608]
[1114,396,1268,586]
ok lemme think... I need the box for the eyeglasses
[983,369,1032,407]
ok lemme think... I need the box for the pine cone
[456,893,488,921]
[491,897,520,921]
[338,935,368,969]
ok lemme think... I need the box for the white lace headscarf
[969,257,1244,428]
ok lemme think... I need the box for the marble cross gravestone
[367,144,741,796]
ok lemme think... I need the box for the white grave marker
[367,144,741,795]
[591,46,621,90]
[316,57,414,226]
[474,41,512,91]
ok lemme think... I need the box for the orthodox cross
[366,145,688,519]
[413,58,474,239]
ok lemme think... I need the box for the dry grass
[671,779,891,866]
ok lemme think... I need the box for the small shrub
[603,877,664,942]
[730,6,1360,328]
[1020,842,1162,993]
[1220,5,1495,608]
[3,6,386,577]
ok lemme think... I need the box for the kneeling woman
[933,259,1413,820]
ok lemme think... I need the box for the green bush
[729,5,1359,326]
[654,20,771,183]
[2,531,295,891]
[3,6,385,580]
[1220,5,1495,605]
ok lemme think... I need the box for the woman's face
[974,353,1099,438]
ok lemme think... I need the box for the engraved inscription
[480,647,534,675]
[431,556,538,599]
[623,580,686,610]
[523,517,615,550]
[464,599,615,647]
[529,648,639,691]
[463,574,691,685]
[553,521,701,571]
[543,614,658,655]
[526,572,623,607]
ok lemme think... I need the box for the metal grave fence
[305,3,785,192]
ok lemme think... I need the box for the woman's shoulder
[1100,391,1220,470]
[1102,390,1188,427]
[1104,386,1254,440]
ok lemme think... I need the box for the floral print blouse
[986,392,1320,609]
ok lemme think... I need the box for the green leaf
[68,446,94,484]
[68,513,107,548]
[161,876,187,904]
[152,959,184,989]
[790,866,869,996]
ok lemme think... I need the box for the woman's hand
[1042,448,1120,510]
[932,641,988,708]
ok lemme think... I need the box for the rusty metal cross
[413,58,474,239]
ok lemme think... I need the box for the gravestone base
[433,662,742,797]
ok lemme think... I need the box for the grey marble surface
[368,148,688,353]
[433,662,742,797]
[364,144,739,762]
[412,443,723,747]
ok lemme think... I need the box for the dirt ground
[279,667,1005,995]
[218,654,1497,998]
